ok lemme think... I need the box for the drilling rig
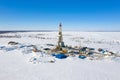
[55,23,65,51]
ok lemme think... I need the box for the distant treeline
[0,30,55,34]
[0,35,21,38]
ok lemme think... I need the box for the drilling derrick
[58,23,62,47]
[55,23,65,51]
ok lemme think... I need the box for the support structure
[55,23,65,51]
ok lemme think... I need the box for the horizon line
[0,30,120,32]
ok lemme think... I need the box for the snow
[0,31,120,80]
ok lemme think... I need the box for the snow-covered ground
[0,31,120,80]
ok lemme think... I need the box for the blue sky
[0,0,120,31]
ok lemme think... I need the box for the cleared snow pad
[29,54,56,64]
[29,56,56,64]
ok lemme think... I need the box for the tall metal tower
[57,23,65,50]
